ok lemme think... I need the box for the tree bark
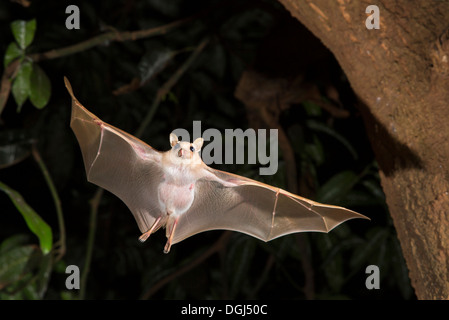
[277,0,449,299]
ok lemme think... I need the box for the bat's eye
[190,146,195,152]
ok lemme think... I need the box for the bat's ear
[193,137,204,151]
[170,133,179,147]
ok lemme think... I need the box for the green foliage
[0,0,414,300]
[316,170,359,204]
[0,234,53,299]
[29,64,51,109]
[4,42,22,68]
[0,181,52,255]
[12,61,32,112]
[4,19,51,111]
[11,19,36,50]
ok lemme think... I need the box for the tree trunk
[277,0,449,299]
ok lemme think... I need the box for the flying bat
[65,77,369,253]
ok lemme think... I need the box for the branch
[79,187,103,300]
[28,16,195,63]
[0,59,20,116]
[259,107,298,194]
[31,145,66,262]
[135,37,210,138]
[0,15,196,116]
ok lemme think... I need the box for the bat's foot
[138,216,162,243]
[138,231,151,243]
[163,217,179,254]
[163,240,172,254]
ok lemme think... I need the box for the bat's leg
[163,217,179,254]
[138,216,162,243]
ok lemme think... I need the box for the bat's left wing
[65,77,164,233]
[171,167,369,245]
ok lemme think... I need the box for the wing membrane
[172,169,368,244]
[66,77,164,233]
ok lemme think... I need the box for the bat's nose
[178,149,183,157]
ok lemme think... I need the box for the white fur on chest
[162,163,199,185]
[157,162,201,216]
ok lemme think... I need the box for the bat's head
[168,133,204,165]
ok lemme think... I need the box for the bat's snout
[178,149,183,157]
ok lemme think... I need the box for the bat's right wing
[65,77,164,233]
[171,167,369,245]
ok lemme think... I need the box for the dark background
[0,0,413,299]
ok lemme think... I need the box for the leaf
[361,178,386,201]
[34,251,53,298]
[0,234,30,254]
[316,170,359,204]
[10,19,36,50]
[304,134,324,165]
[349,227,389,269]
[29,64,51,109]
[0,129,34,169]
[306,119,358,160]
[0,181,53,255]
[317,235,345,292]
[20,283,40,300]
[391,236,413,299]
[0,243,44,300]
[11,60,32,112]
[162,91,178,104]
[303,100,323,117]
[0,245,35,289]
[4,42,23,68]
[60,290,77,300]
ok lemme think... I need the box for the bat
[65,77,369,253]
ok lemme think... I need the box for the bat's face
[168,133,204,166]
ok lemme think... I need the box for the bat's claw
[163,240,172,254]
[138,231,151,243]
[138,216,163,243]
